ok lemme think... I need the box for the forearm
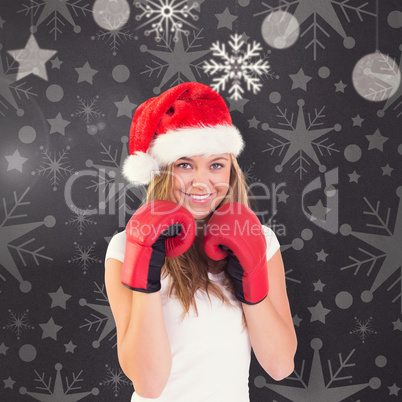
[119,291,172,398]
[243,296,297,381]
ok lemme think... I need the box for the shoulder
[262,224,281,262]
[105,231,126,263]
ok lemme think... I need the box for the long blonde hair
[142,153,257,319]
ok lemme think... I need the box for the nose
[191,168,212,192]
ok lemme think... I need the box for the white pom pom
[122,152,160,186]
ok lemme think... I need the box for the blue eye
[176,163,224,169]
[211,163,223,169]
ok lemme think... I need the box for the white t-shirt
[105,225,280,402]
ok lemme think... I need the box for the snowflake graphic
[262,99,341,180]
[242,161,260,184]
[0,50,37,117]
[3,309,34,340]
[254,0,376,61]
[79,282,117,348]
[101,364,131,397]
[135,0,199,43]
[340,187,402,313]
[18,0,91,40]
[65,208,97,236]
[19,362,99,399]
[203,34,270,100]
[254,338,380,400]
[350,316,377,343]
[91,20,134,56]
[68,241,101,274]
[72,95,105,127]
[33,146,74,191]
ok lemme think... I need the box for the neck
[195,217,208,238]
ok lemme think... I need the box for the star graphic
[115,95,137,118]
[381,163,393,176]
[3,376,15,389]
[49,286,71,309]
[316,249,328,261]
[308,200,331,221]
[64,340,77,353]
[47,112,70,135]
[86,140,144,206]
[0,49,22,113]
[228,97,249,113]
[145,33,210,89]
[308,301,331,323]
[5,150,28,172]
[366,129,389,151]
[0,191,53,292]
[335,80,347,93]
[75,61,98,84]
[0,342,9,355]
[31,0,81,36]
[388,383,401,396]
[79,297,117,348]
[277,190,289,203]
[293,314,302,327]
[239,32,250,43]
[50,56,63,69]
[261,337,375,400]
[20,362,98,399]
[313,279,326,292]
[293,0,350,41]
[39,317,62,340]
[348,170,361,183]
[215,7,237,30]
[351,114,364,127]
[264,99,340,177]
[341,187,402,302]
[392,318,402,331]
[289,68,312,91]
[248,116,260,129]
[7,34,57,81]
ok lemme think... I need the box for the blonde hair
[142,154,257,320]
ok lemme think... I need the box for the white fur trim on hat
[122,151,160,185]
[149,124,245,166]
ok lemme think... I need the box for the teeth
[186,193,210,200]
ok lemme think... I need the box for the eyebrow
[178,156,229,162]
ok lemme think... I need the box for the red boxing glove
[203,202,268,305]
[121,200,195,293]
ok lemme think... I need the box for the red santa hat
[122,82,245,186]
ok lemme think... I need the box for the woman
[104,82,297,401]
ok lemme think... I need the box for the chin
[191,211,210,220]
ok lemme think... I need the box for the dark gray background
[0,0,401,401]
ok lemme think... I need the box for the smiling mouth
[182,192,214,200]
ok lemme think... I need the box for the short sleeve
[262,225,281,262]
[105,231,126,263]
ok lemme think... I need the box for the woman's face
[170,153,232,220]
